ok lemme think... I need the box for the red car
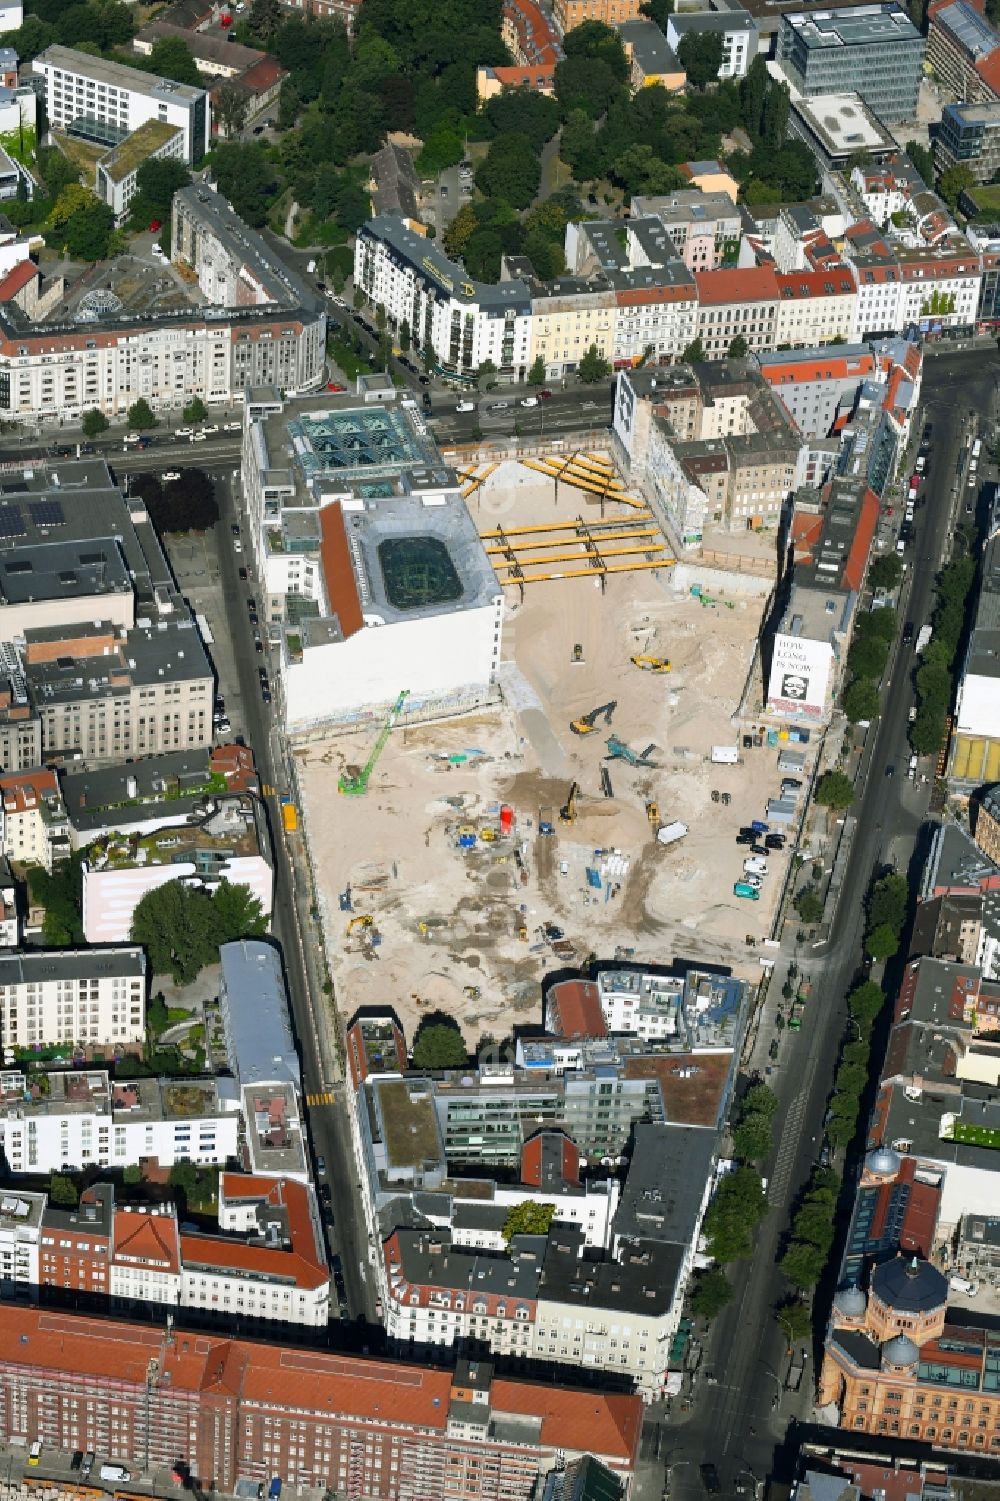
[326,381,346,392]
[148,219,162,233]
[539,388,553,400]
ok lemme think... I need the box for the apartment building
[502,0,562,67]
[553,0,643,36]
[219,939,299,1092]
[936,100,1000,181]
[776,5,925,121]
[95,118,185,224]
[0,947,146,1051]
[356,215,533,381]
[0,1189,43,1291]
[0,1306,642,1495]
[775,268,858,347]
[26,619,213,766]
[695,267,780,357]
[0,1070,239,1176]
[843,221,906,334]
[927,0,1000,106]
[34,45,209,163]
[665,9,757,80]
[631,191,742,273]
[615,19,684,92]
[949,492,1000,787]
[81,797,273,944]
[0,768,69,872]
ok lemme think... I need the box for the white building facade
[0,948,146,1051]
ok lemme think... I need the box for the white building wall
[82,853,273,943]
[0,1200,42,1287]
[0,949,145,1049]
[110,1258,181,1305]
[954,672,1000,739]
[775,292,857,348]
[282,601,502,728]
[179,1263,329,1325]
[0,1107,239,1175]
[33,52,209,162]
[533,1295,676,1399]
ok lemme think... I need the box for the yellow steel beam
[480,515,652,539]
[498,559,675,584]
[493,542,667,568]
[484,528,661,556]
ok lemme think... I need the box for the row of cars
[734,822,786,901]
[122,420,242,449]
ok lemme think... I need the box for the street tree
[127,398,157,430]
[780,1239,826,1290]
[681,336,704,363]
[843,678,880,724]
[183,396,208,424]
[815,770,854,809]
[82,408,108,438]
[733,1113,773,1162]
[867,922,900,962]
[528,354,547,386]
[793,885,824,924]
[869,553,902,590]
[728,334,749,359]
[776,1297,812,1346]
[130,880,221,984]
[689,1266,733,1319]
[578,344,611,383]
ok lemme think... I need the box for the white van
[100,1465,131,1483]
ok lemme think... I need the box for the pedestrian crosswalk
[306,1091,335,1107]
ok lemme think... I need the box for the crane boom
[338,690,409,795]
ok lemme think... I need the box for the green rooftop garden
[944,1121,1000,1149]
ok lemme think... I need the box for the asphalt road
[665,346,1000,1501]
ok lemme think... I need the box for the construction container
[499,805,515,835]
[767,730,779,746]
[711,745,739,765]
[657,821,688,846]
[281,804,298,832]
[766,798,797,824]
[777,750,806,772]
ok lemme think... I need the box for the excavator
[559,782,579,823]
[606,736,658,768]
[631,654,671,674]
[570,700,617,736]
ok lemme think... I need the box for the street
[661,344,1000,1500]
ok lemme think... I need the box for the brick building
[0,1306,642,1496]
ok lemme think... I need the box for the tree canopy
[129,879,267,984]
[411,1020,468,1069]
[677,30,724,89]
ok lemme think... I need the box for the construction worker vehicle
[631,654,671,673]
[570,700,617,736]
[559,783,579,823]
[606,736,658,768]
[338,690,409,795]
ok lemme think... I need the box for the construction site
[296,454,812,1047]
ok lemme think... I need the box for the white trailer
[657,821,689,846]
[711,745,739,765]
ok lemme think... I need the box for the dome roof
[866,1145,901,1177]
[872,1255,947,1315]
[883,1333,919,1368]
[834,1284,867,1317]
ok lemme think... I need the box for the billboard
[766,633,833,720]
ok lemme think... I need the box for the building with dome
[820,1249,1000,1453]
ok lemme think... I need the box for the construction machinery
[338,689,409,795]
[346,915,376,939]
[570,700,617,736]
[606,736,658,768]
[631,654,671,674]
[646,801,660,825]
[559,783,579,823]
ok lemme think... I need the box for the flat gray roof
[220,939,300,1091]
[781,3,921,47]
[26,615,212,705]
[613,1121,716,1245]
[0,947,145,986]
[176,185,322,315]
[539,1226,683,1315]
[62,750,216,832]
[365,214,531,313]
[35,44,206,104]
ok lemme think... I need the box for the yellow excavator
[570,700,617,736]
[631,654,671,673]
[346,915,374,936]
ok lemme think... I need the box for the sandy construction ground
[297,466,814,1047]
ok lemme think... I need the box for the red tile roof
[319,502,364,640]
[775,269,855,299]
[114,1209,181,1273]
[237,56,286,93]
[487,64,555,89]
[491,1380,641,1465]
[0,767,59,815]
[187,1174,328,1289]
[694,266,779,305]
[546,978,607,1040]
[0,259,38,302]
[843,487,879,593]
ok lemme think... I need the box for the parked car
[148,219,162,233]
[175,426,193,438]
[520,396,538,407]
[456,401,475,413]
[224,420,242,431]
[162,470,180,482]
[239,566,248,581]
[326,381,346,392]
